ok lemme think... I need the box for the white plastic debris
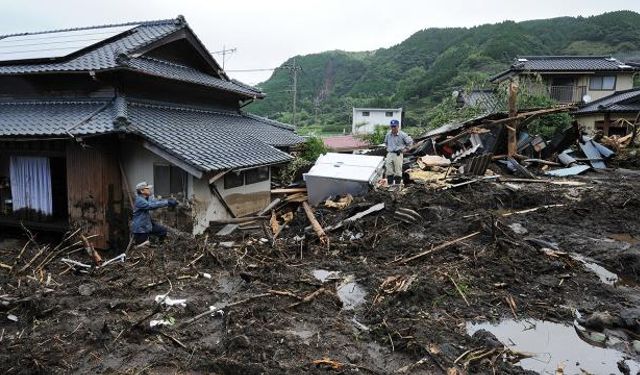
[259,238,269,244]
[150,317,175,327]
[208,305,225,317]
[7,314,18,322]
[155,295,187,307]
[202,273,212,279]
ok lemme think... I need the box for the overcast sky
[1,0,638,84]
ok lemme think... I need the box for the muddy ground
[1,170,640,374]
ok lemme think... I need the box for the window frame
[589,75,616,91]
[153,163,188,197]
[385,111,394,117]
[245,166,270,185]
[223,170,245,190]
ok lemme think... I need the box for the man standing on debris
[132,182,178,247]
[384,119,413,185]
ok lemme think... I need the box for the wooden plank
[302,201,328,244]
[271,188,307,194]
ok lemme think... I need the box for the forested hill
[248,11,640,132]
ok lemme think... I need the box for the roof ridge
[127,98,241,116]
[0,17,182,39]
[0,98,109,105]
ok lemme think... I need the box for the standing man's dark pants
[133,222,167,245]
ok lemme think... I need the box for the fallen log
[398,232,481,264]
[325,203,385,232]
[302,201,329,245]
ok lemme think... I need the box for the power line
[210,45,236,69]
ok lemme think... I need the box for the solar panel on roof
[0,24,138,62]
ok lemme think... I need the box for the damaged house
[573,88,640,136]
[0,17,304,248]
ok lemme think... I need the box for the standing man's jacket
[384,131,413,153]
[132,194,169,233]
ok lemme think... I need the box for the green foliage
[424,97,487,129]
[247,11,640,131]
[300,136,328,162]
[358,126,387,145]
[278,157,313,185]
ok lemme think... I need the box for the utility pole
[507,80,519,157]
[292,57,299,127]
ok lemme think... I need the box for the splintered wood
[302,201,329,245]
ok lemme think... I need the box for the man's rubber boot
[387,176,394,185]
[394,176,402,185]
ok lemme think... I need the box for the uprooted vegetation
[1,170,640,374]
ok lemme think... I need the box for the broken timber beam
[302,201,328,245]
[507,81,518,157]
[271,188,307,194]
[398,231,481,264]
[210,216,268,224]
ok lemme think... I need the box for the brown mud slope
[1,171,640,374]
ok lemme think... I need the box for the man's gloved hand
[394,150,401,156]
[167,198,178,207]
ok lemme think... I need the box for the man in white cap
[384,119,413,185]
[131,181,178,247]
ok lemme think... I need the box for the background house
[573,88,640,136]
[352,107,402,134]
[490,56,640,104]
[0,17,304,248]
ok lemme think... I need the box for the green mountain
[248,11,640,132]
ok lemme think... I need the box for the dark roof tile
[575,88,640,114]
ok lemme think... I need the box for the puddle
[312,269,341,283]
[467,319,640,374]
[337,278,367,310]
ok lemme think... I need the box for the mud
[1,170,640,374]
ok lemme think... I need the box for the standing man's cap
[390,119,399,127]
[135,181,153,190]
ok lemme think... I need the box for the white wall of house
[575,113,637,135]
[214,167,271,218]
[524,73,635,102]
[352,108,402,134]
[577,73,634,101]
[119,140,274,235]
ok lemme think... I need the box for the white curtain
[9,156,53,216]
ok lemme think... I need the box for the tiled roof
[0,97,303,171]
[124,56,264,98]
[323,135,369,150]
[0,99,115,135]
[490,56,639,82]
[0,19,181,74]
[0,18,263,98]
[127,101,302,171]
[575,88,640,114]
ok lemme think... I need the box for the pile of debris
[404,106,638,186]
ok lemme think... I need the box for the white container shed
[303,153,384,205]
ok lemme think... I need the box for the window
[589,76,616,90]
[245,166,270,185]
[153,164,187,197]
[361,111,370,117]
[385,111,394,117]
[224,170,244,189]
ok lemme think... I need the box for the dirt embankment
[1,171,639,374]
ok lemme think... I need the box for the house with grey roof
[573,88,640,136]
[0,16,304,248]
[490,56,640,105]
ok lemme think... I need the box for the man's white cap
[135,181,153,191]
